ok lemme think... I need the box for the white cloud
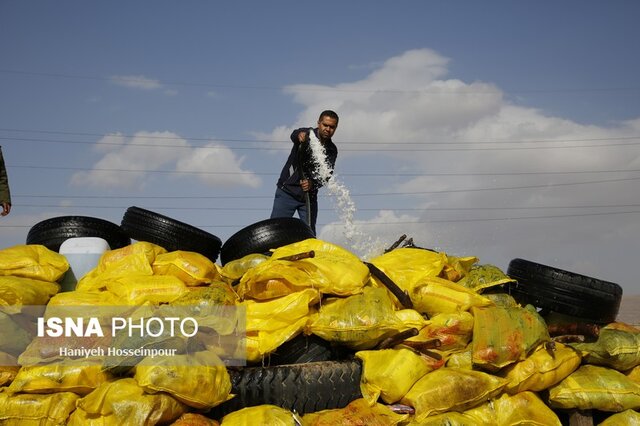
[175,143,261,188]
[70,131,261,190]
[271,48,640,292]
[110,74,163,90]
[318,210,434,259]
[93,133,127,153]
[270,48,640,202]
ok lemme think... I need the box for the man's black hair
[319,110,339,123]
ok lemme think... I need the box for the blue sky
[1,1,639,295]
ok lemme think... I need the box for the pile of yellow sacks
[0,239,639,425]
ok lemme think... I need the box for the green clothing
[0,147,10,205]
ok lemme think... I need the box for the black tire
[268,334,335,366]
[26,216,130,252]
[505,258,623,324]
[120,206,222,262]
[219,218,315,265]
[208,360,362,418]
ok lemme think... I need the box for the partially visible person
[270,110,339,234]
[0,146,11,216]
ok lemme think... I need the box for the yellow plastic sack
[220,404,299,426]
[75,377,187,424]
[245,315,309,363]
[370,248,477,287]
[0,244,69,282]
[0,275,60,313]
[548,365,640,411]
[411,276,493,317]
[69,400,191,426]
[356,348,433,404]
[0,391,79,425]
[41,291,129,341]
[135,351,232,410]
[46,289,120,307]
[171,282,238,306]
[571,323,640,371]
[106,274,188,304]
[599,409,640,426]
[302,398,409,425]
[445,347,473,369]
[403,411,475,425]
[369,248,447,291]
[482,292,519,308]
[76,254,154,292]
[220,253,269,283]
[455,264,515,292]
[99,241,167,268]
[244,288,319,332]
[241,289,319,361]
[17,332,111,367]
[394,308,429,330]
[463,391,562,426]
[472,304,550,371]
[152,250,221,286]
[407,311,474,352]
[501,342,582,394]
[0,352,19,386]
[0,310,32,355]
[170,413,220,426]
[307,287,406,350]
[237,239,369,299]
[44,294,122,332]
[67,407,107,425]
[400,367,507,421]
[439,255,478,282]
[167,284,240,334]
[74,241,165,292]
[627,365,640,384]
[8,359,111,395]
[236,261,313,300]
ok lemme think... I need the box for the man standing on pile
[270,110,339,235]
[0,146,11,217]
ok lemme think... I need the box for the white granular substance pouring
[307,130,383,258]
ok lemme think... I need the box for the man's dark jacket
[276,127,338,202]
[0,146,10,205]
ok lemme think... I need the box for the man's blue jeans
[270,187,317,235]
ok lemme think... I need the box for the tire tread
[506,258,622,323]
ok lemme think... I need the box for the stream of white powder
[307,131,385,259]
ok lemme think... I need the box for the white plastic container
[59,237,111,292]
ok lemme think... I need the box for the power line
[319,210,640,225]
[15,194,273,199]
[11,165,277,176]
[11,176,640,201]
[0,134,286,146]
[1,127,639,146]
[3,68,639,94]
[351,176,640,195]
[2,134,640,152]
[2,209,639,230]
[9,164,640,177]
[14,203,640,211]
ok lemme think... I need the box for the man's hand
[1,202,10,216]
[297,131,307,143]
[300,179,312,192]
